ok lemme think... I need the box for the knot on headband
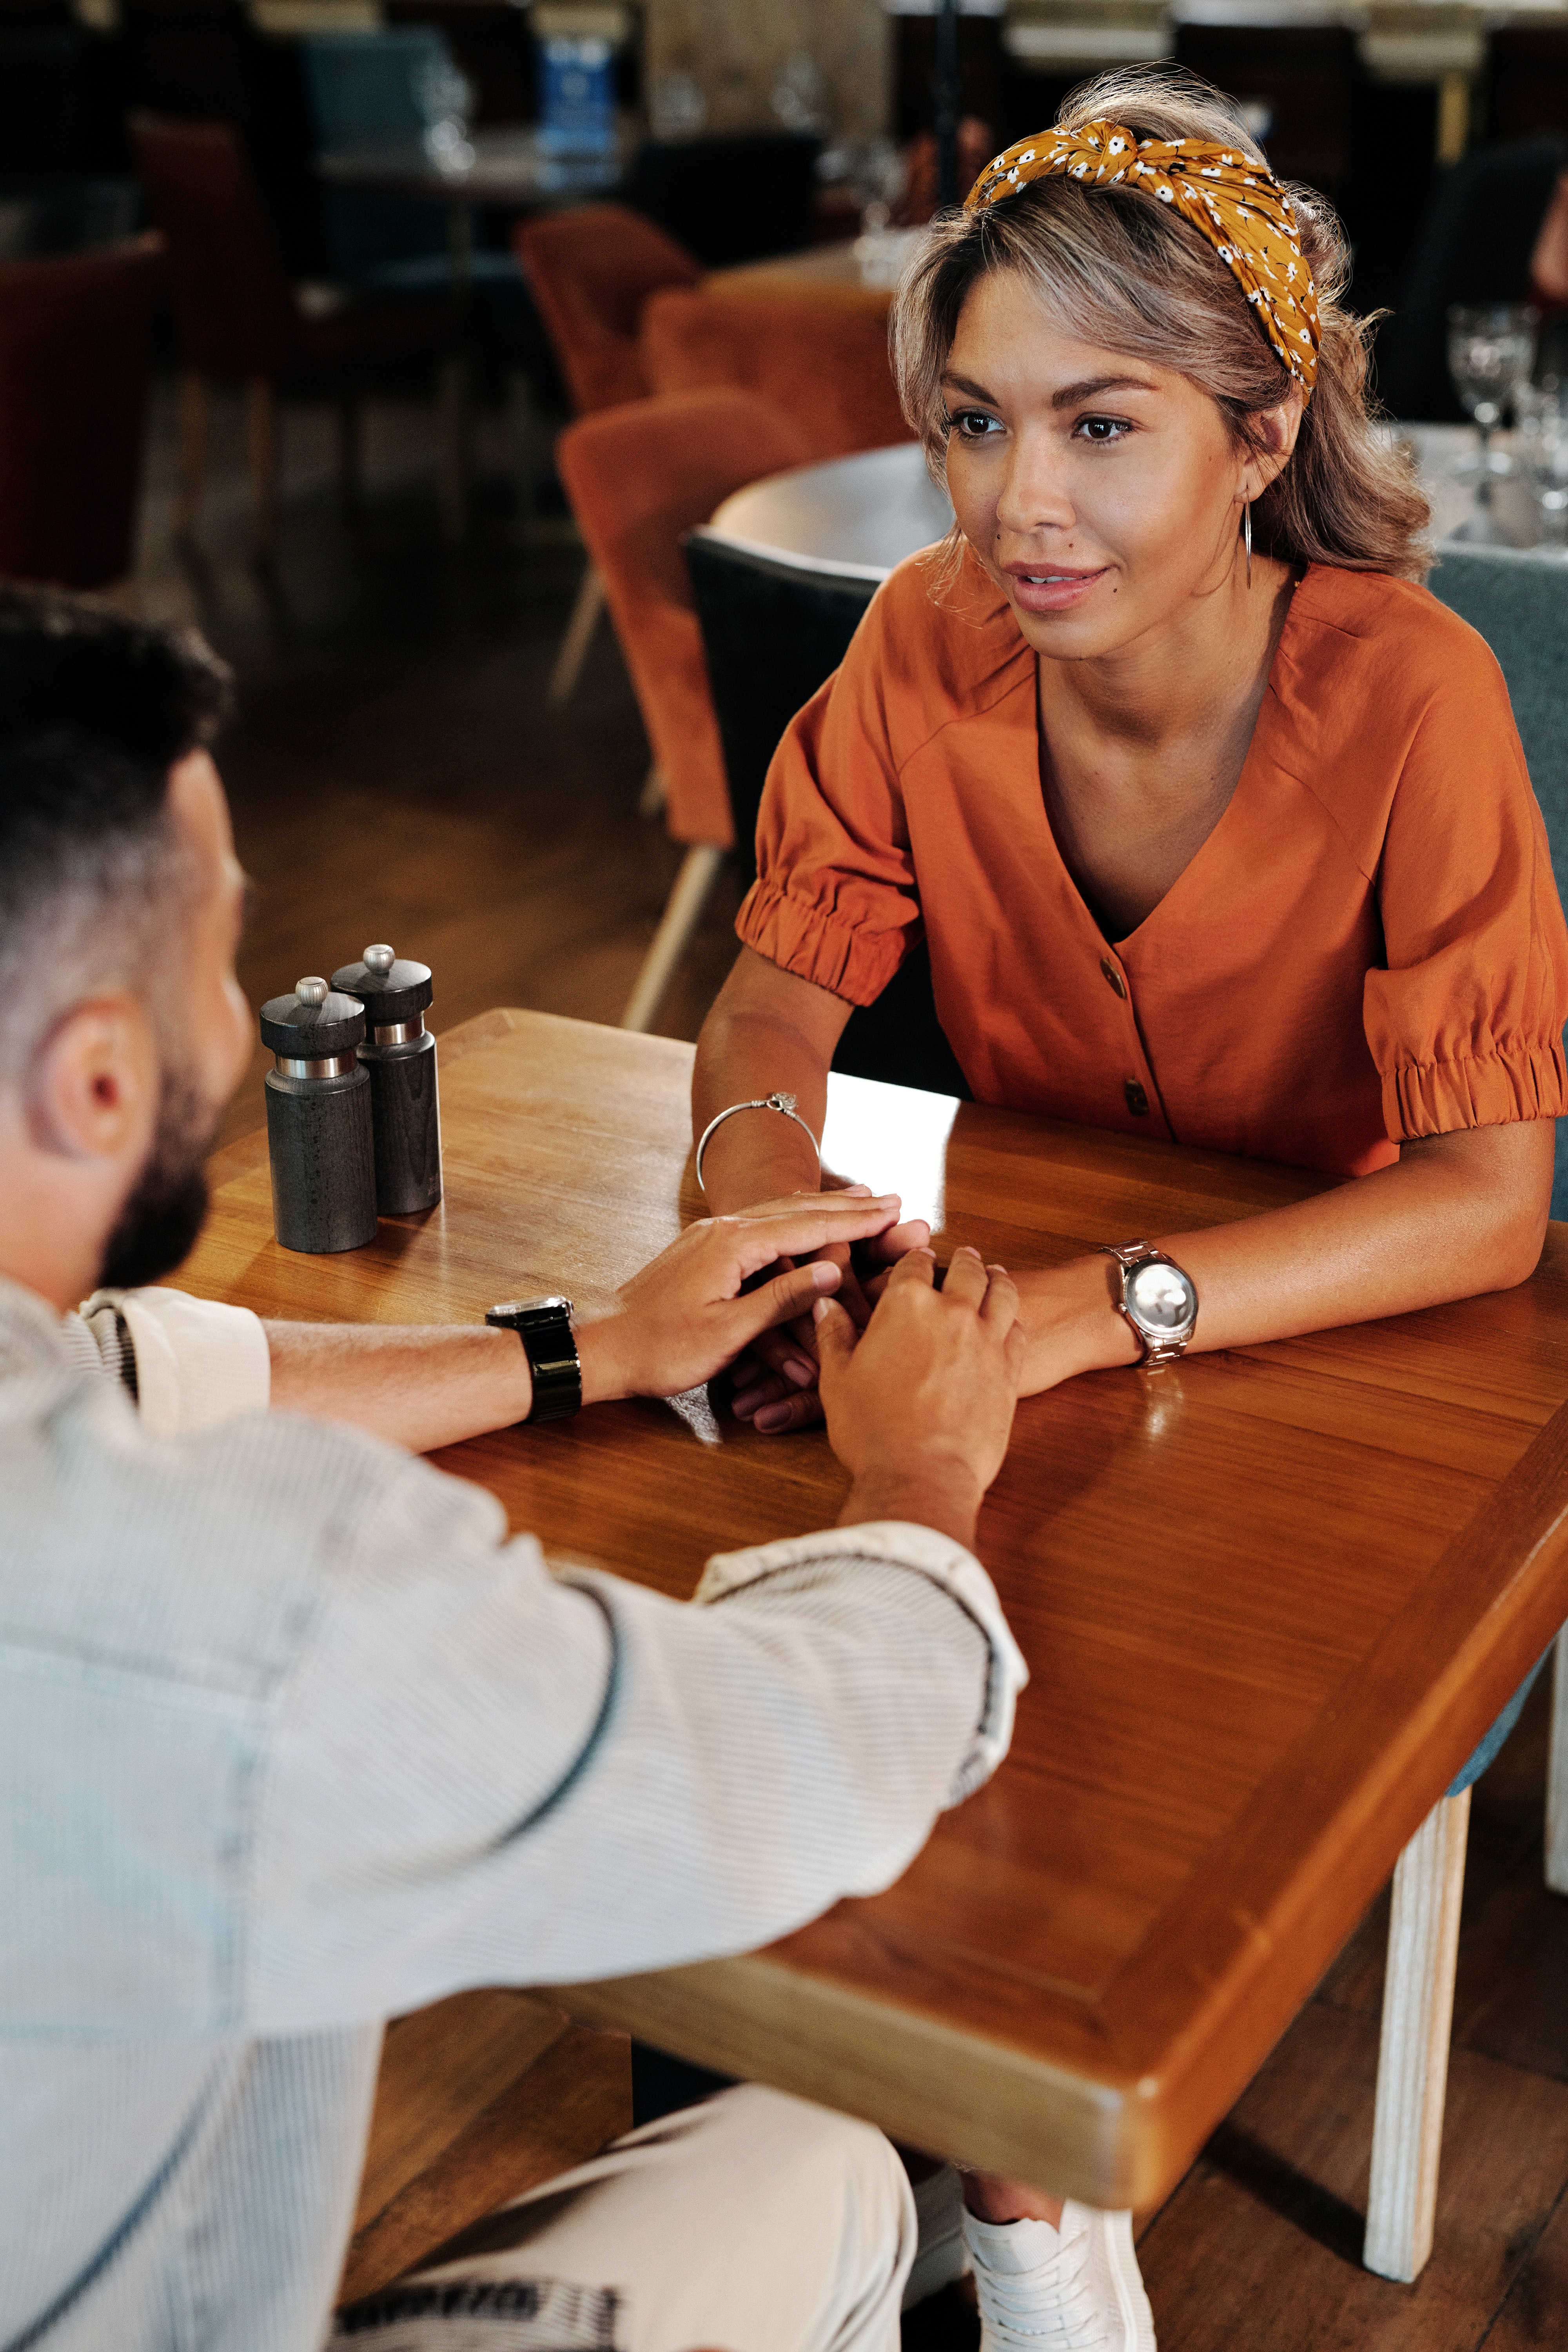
[965,120,1320,397]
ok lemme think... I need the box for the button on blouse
[735,553,1568,1177]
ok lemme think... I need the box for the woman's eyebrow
[1051,374,1160,408]
[940,370,1000,404]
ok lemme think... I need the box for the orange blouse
[736,554,1568,1178]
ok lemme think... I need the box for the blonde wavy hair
[891,64,1430,581]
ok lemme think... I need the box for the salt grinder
[260,976,377,1254]
[329,943,441,1216]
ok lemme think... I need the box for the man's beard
[98,1075,220,1291]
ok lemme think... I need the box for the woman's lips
[1003,563,1110,614]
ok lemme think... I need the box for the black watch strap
[486,1296,582,1424]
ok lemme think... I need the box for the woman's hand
[817,1245,1025,1547]
[576,1189,910,1405]
[726,1210,933,1434]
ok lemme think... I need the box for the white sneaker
[961,2201,1156,2351]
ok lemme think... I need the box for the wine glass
[1446,303,1539,544]
[1519,380,1568,552]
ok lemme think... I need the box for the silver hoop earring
[1243,499,1253,589]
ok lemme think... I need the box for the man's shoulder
[2,1382,504,1700]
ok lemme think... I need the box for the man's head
[0,588,251,1312]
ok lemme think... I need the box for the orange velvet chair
[638,285,912,459]
[555,387,815,1031]
[515,202,703,702]
[0,234,164,591]
[132,112,463,559]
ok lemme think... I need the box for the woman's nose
[994,432,1075,538]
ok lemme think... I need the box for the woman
[690,64,1568,2351]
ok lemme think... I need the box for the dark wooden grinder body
[260,984,378,1254]
[331,949,442,1216]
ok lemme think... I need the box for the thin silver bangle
[694,1092,822,1194]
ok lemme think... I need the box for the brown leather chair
[0,233,164,591]
[131,112,464,559]
[515,202,702,702]
[555,388,815,1031]
[639,285,913,460]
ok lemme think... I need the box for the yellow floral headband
[965,120,1320,397]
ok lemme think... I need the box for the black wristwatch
[486,1295,582,1424]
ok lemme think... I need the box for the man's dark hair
[0,586,234,1077]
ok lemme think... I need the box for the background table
[179,1008,1568,2212]
[707,424,1555,585]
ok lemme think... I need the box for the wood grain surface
[176,1008,1568,2210]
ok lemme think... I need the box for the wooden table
[178,1008,1568,2221]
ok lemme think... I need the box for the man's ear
[26,996,159,1164]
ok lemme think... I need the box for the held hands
[816,1246,1025,1542]
[577,1188,910,1406]
[726,1199,934,1435]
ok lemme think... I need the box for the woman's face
[942,266,1264,661]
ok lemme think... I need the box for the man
[0,585,1029,2352]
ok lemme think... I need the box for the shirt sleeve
[1365,654,1568,1140]
[84,1287,271,1435]
[735,587,926,1007]
[244,1457,1024,2031]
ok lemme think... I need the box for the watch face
[1126,1259,1195,1336]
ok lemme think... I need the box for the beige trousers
[334,2085,917,2352]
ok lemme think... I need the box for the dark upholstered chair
[131,112,463,557]
[684,528,970,1100]
[555,390,815,1032]
[0,232,163,589]
[515,203,702,702]
[1377,137,1568,422]
[621,132,819,269]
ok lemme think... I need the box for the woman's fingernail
[754,1403,792,1433]
[731,1385,767,1419]
[809,1261,838,1291]
[783,1357,816,1387]
[842,1183,873,1196]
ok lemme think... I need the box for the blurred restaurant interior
[5,0,1568,2343]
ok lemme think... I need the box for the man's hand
[577,1189,911,1405]
[725,1201,933,1436]
[815,1246,1025,1551]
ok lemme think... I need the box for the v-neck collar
[1029,565,1313,953]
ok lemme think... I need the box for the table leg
[176,370,207,542]
[246,377,279,565]
[437,353,470,546]
[1546,1624,1568,1896]
[1363,1788,1471,2282]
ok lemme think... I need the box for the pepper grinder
[260,976,377,1254]
[329,942,441,1216]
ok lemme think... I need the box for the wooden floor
[124,381,1568,2345]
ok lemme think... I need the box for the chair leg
[621,843,726,1034]
[549,563,606,706]
[437,352,470,544]
[336,390,363,519]
[1363,1788,1471,2282]
[176,370,207,541]
[1547,1623,1568,1896]
[246,377,279,564]
[638,764,666,819]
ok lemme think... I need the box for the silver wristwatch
[1099,1243,1198,1369]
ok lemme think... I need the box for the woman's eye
[950,409,1002,439]
[1075,415,1133,444]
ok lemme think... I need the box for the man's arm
[236,1235,1027,2025]
[248,1190,913,1452]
